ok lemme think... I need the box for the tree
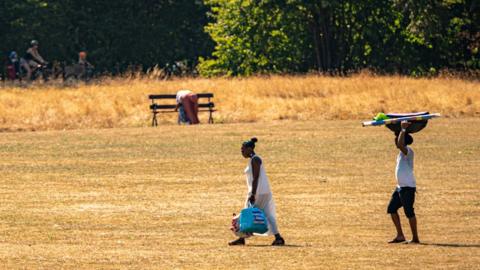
[199,0,479,76]
[198,0,308,76]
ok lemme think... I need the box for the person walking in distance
[229,137,285,246]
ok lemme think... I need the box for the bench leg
[152,112,158,127]
[209,110,213,124]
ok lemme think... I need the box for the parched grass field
[0,118,479,269]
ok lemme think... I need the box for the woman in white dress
[229,137,285,246]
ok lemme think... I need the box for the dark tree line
[1,0,479,77]
[1,0,213,74]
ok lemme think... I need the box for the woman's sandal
[272,237,285,246]
[228,238,245,246]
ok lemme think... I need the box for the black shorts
[387,187,416,218]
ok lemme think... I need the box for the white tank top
[245,155,272,195]
[395,147,416,187]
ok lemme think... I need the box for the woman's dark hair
[395,134,413,145]
[243,137,258,149]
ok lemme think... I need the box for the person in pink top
[175,90,200,124]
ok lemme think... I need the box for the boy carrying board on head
[387,121,420,244]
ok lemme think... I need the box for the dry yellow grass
[0,118,479,269]
[0,74,478,131]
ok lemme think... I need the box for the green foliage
[1,0,477,76]
[200,0,479,76]
[199,0,308,76]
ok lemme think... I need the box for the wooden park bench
[148,93,215,126]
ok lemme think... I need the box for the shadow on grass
[246,244,303,248]
[420,243,480,248]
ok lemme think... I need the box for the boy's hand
[401,121,411,129]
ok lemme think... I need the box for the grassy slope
[0,118,479,269]
[0,74,479,131]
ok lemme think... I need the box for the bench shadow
[420,243,480,248]
[246,244,303,248]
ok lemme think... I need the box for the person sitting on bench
[175,90,200,124]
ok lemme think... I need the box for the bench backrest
[148,93,214,100]
[150,103,214,110]
[149,93,215,111]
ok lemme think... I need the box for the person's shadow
[420,242,480,248]
[246,243,480,248]
[247,244,303,248]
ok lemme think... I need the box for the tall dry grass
[0,74,479,131]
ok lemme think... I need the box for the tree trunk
[320,11,332,71]
[311,13,323,72]
[311,7,333,72]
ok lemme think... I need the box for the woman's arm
[249,156,262,204]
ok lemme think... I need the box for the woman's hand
[248,194,256,205]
